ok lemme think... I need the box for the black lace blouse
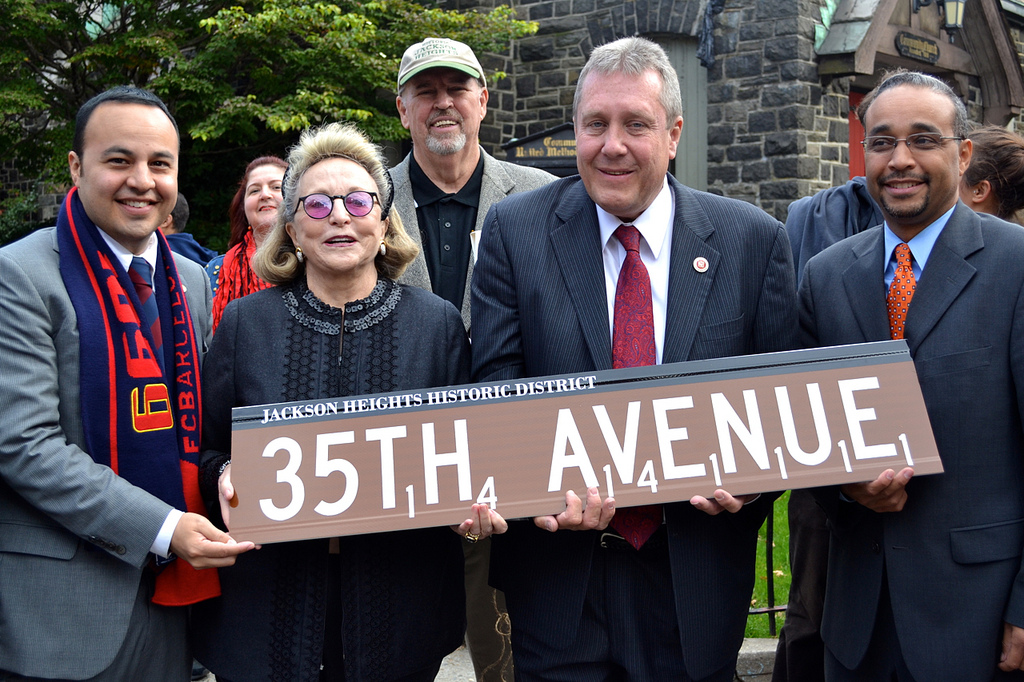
[193,277,470,682]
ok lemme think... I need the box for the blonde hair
[253,122,419,284]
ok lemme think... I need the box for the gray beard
[425,131,467,156]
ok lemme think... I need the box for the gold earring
[296,246,304,263]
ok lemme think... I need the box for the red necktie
[887,243,916,340]
[129,256,163,371]
[609,224,662,549]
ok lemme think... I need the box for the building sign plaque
[502,122,577,176]
[895,31,940,64]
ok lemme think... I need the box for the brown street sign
[227,340,942,543]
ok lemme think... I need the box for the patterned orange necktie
[887,243,916,340]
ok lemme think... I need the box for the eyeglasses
[862,133,963,155]
[297,191,380,219]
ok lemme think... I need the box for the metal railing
[748,502,787,636]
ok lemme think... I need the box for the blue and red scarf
[56,187,219,606]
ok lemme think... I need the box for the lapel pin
[693,257,709,273]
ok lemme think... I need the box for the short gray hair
[572,36,682,124]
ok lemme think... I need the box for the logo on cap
[397,37,485,89]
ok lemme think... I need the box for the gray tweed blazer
[390,147,555,328]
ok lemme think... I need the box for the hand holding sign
[218,462,235,528]
[689,489,759,515]
[455,502,508,541]
[534,487,616,532]
[840,467,914,512]
[170,513,255,569]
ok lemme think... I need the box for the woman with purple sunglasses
[191,122,506,682]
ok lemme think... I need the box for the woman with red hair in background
[209,156,288,331]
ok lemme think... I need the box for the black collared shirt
[409,153,484,310]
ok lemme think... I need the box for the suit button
[871,542,881,554]
[115,545,127,555]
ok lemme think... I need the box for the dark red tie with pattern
[609,224,662,549]
[887,243,916,340]
[129,256,163,371]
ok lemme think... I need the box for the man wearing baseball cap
[391,37,555,682]
[392,37,554,326]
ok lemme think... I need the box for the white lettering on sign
[476,476,497,509]
[548,408,600,492]
[593,401,641,485]
[837,377,897,460]
[775,383,831,466]
[259,436,305,521]
[366,425,407,510]
[423,420,472,505]
[712,389,769,474]
[313,431,359,516]
[249,372,924,530]
[652,396,705,480]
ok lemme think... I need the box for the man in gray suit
[471,37,797,680]
[800,70,1024,680]
[0,86,253,681]
[391,37,554,681]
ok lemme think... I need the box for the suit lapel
[841,229,890,342]
[390,160,433,294]
[904,204,981,353]
[664,180,719,363]
[475,151,514,232]
[550,183,613,369]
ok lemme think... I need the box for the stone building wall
[703,0,848,218]
[1008,20,1024,130]
[8,1,1024,227]
[444,0,853,220]
[444,0,710,148]
[0,160,61,227]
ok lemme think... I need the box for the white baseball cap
[397,37,486,89]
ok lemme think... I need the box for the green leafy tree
[156,0,535,248]
[0,0,231,182]
[0,0,536,247]
[159,0,534,145]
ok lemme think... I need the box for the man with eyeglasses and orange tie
[800,69,1024,681]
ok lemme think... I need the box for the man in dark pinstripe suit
[471,36,798,681]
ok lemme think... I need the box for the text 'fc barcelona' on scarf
[56,187,219,606]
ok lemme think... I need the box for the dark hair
[856,69,968,138]
[963,125,1024,220]
[73,86,179,160]
[170,192,190,232]
[226,156,289,249]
